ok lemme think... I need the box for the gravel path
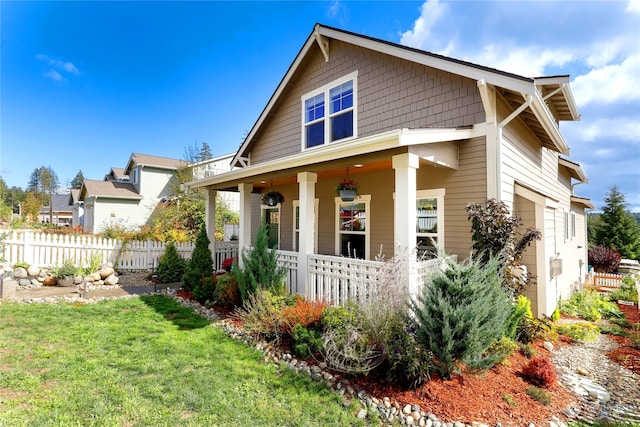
[552,332,640,423]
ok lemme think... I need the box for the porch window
[262,206,280,249]
[416,189,445,258]
[302,71,357,149]
[335,195,370,259]
[293,200,319,252]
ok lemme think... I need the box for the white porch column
[297,171,317,298]
[393,153,420,296]
[205,189,217,267]
[238,183,253,268]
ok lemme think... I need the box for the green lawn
[0,296,366,426]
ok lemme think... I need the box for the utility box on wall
[550,258,563,279]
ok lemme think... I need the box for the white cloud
[470,44,574,78]
[572,53,640,106]
[36,53,80,80]
[627,0,640,14]
[566,118,640,143]
[400,0,448,51]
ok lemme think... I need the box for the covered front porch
[189,127,482,302]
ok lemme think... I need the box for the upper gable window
[302,71,357,149]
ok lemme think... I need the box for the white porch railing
[214,241,239,269]
[306,254,385,306]
[275,250,299,294]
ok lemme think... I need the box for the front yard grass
[0,296,364,426]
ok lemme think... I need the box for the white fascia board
[317,26,536,96]
[530,95,570,155]
[232,34,318,166]
[399,125,485,145]
[189,129,403,189]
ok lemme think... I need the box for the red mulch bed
[606,303,640,376]
[173,291,639,424]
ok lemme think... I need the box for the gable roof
[41,194,74,214]
[124,153,186,175]
[559,157,588,183]
[68,189,81,205]
[79,179,142,201]
[104,167,128,182]
[232,23,578,166]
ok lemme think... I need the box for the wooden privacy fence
[0,230,239,271]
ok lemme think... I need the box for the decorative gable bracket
[314,31,330,62]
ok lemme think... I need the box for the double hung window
[335,195,370,259]
[416,189,445,258]
[302,72,357,149]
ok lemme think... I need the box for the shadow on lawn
[139,294,210,330]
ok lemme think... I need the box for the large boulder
[104,274,119,286]
[99,267,115,279]
[27,265,41,277]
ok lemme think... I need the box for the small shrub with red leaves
[521,356,557,388]
[281,299,327,334]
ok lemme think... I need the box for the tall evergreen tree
[198,142,213,161]
[594,186,640,260]
[70,170,85,189]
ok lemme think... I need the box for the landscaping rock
[43,276,57,286]
[99,267,115,279]
[13,267,28,278]
[27,265,41,276]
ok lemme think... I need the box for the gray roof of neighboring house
[124,153,187,175]
[41,193,74,214]
[79,179,142,201]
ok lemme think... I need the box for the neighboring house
[190,153,240,214]
[80,153,186,233]
[39,194,74,226]
[68,189,84,229]
[187,24,592,317]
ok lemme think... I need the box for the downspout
[496,94,533,199]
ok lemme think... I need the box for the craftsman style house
[187,24,592,317]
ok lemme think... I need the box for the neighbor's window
[416,189,445,258]
[302,72,357,149]
[571,212,576,239]
[564,211,569,241]
[335,195,370,259]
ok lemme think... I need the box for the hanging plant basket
[261,191,285,206]
[336,179,358,202]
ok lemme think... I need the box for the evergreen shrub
[156,242,186,283]
[410,256,512,379]
[182,225,213,292]
[214,273,241,308]
[233,224,287,302]
[291,324,323,359]
[193,276,216,304]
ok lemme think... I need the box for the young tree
[594,186,640,260]
[198,142,213,161]
[182,225,213,291]
[466,199,541,297]
[21,191,41,222]
[70,170,85,189]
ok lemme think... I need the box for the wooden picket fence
[0,230,238,271]
[591,272,624,295]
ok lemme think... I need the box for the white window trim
[335,194,370,260]
[416,189,445,251]
[301,71,358,151]
[571,212,576,239]
[293,199,319,252]
[261,203,281,250]
[563,210,569,242]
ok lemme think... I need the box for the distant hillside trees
[590,186,640,260]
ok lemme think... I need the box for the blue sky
[1,1,638,211]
